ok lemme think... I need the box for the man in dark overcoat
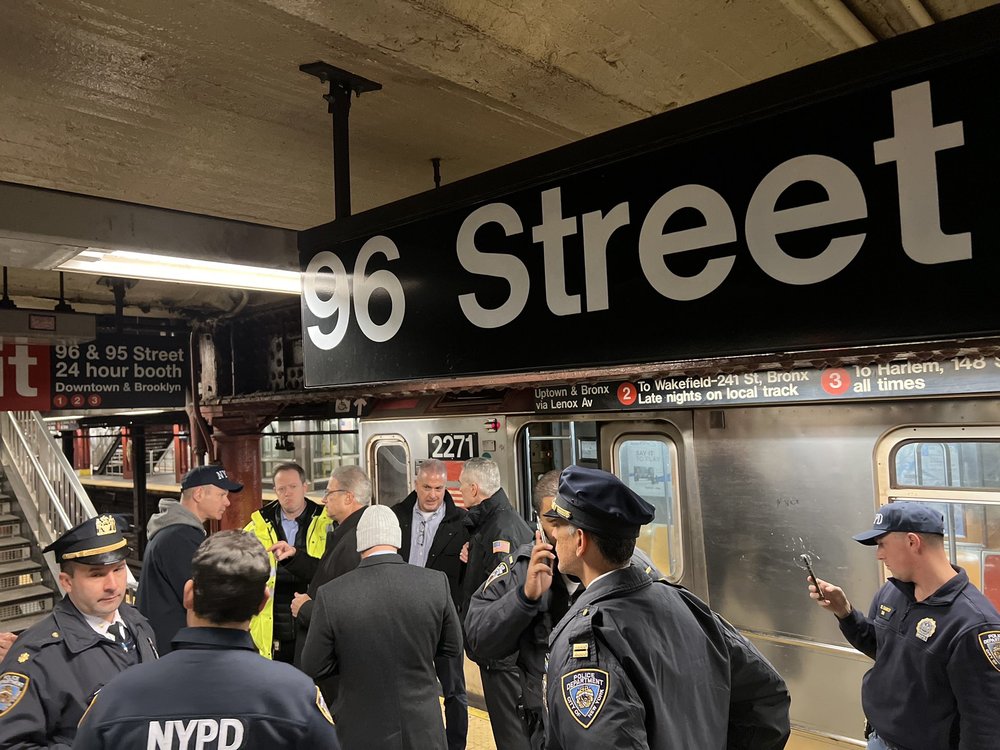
[301,504,463,750]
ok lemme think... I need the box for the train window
[616,437,682,580]
[881,432,1000,609]
[309,418,360,480]
[369,437,410,506]
[893,440,1000,490]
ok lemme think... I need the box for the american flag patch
[492,540,511,554]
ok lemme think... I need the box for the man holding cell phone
[809,502,1000,750]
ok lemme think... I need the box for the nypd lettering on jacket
[146,718,244,750]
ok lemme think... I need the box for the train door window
[369,437,410,506]
[521,421,599,493]
[309,418,360,480]
[615,436,682,580]
[878,430,1000,610]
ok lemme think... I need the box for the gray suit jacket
[301,553,463,750]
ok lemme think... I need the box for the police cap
[543,466,655,539]
[181,464,244,492]
[852,501,945,545]
[42,514,129,565]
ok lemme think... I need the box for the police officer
[74,530,341,749]
[0,515,158,748]
[466,470,664,748]
[810,502,1000,750]
[542,466,733,749]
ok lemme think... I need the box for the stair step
[0,585,52,606]
[0,611,50,635]
[0,535,30,550]
[0,560,41,577]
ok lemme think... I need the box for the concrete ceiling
[0,0,995,315]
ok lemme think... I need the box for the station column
[202,405,276,530]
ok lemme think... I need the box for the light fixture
[42,414,83,422]
[56,249,301,295]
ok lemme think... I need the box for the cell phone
[533,515,551,568]
[800,553,825,601]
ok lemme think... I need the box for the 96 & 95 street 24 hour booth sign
[0,334,187,411]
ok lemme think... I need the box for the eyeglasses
[323,488,350,500]
[417,518,428,547]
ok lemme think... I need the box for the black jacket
[393,490,469,606]
[839,567,1000,750]
[0,597,158,749]
[257,498,328,642]
[74,627,340,749]
[459,488,532,620]
[137,503,206,655]
[546,566,733,749]
[282,505,364,668]
[301,554,462,749]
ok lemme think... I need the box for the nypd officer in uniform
[0,515,158,749]
[74,530,340,749]
[810,502,1000,750]
[542,467,735,749]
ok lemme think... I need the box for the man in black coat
[0,515,158,748]
[74,530,340,749]
[302,505,462,750]
[393,459,470,750]
[137,464,243,654]
[459,457,533,750]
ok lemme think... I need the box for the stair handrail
[0,411,135,587]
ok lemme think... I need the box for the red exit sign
[0,342,51,411]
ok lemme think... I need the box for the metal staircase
[0,410,131,633]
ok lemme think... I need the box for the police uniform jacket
[300,554,462,750]
[73,627,340,750]
[464,544,664,713]
[838,566,1000,750]
[545,565,731,750]
[460,489,532,621]
[393,490,469,606]
[0,597,157,750]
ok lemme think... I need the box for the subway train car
[359,371,1000,748]
[298,8,1000,747]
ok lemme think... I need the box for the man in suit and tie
[393,459,469,750]
[302,504,463,750]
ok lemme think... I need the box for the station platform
[463,705,497,750]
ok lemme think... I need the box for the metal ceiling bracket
[300,62,382,219]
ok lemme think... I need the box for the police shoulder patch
[561,668,609,728]
[315,686,334,725]
[978,630,1000,673]
[0,672,29,717]
[484,561,510,590]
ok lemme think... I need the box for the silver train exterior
[359,385,1000,749]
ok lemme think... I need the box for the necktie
[108,622,134,652]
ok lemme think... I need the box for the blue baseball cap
[181,465,243,492]
[543,466,655,539]
[852,502,945,545]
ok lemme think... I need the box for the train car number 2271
[428,433,479,460]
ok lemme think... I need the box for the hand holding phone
[801,553,825,601]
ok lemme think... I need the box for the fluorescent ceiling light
[42,414,83,422]
[113,409,167,416]
[57,249,301,295]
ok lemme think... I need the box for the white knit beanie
[356,505,402,552]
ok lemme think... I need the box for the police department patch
[561,669,609,728]
[979,631,1000,673]
[484,561,510,590]
[315,686,334,724]
[0,672,29,717]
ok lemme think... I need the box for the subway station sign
[0,334,187,411]
[300,10,1000,387]
[534,357,1000,412]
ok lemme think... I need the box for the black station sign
[300,10,1000,387]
